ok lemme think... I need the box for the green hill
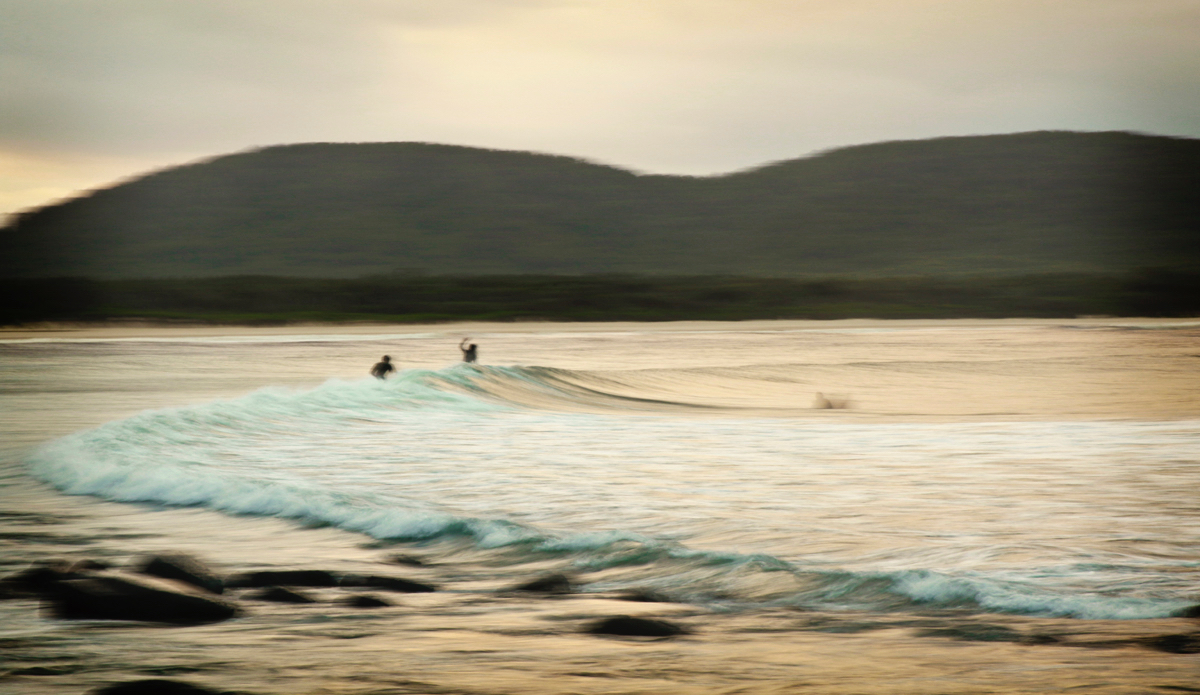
[3,131,1198,278]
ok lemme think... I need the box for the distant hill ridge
[3,131,1198,278]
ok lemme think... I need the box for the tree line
[4,272,1197,325]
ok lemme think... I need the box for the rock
[247,586,317,603]
[70,559,112,573]
[224,570,339,588]
[1174,604,1200,619]
[90,679,227,695]
[136,554,224,594]
[343,594,392,608]
[46,574,240,624]
[386,554,426,567]
[509,573,573,594]
[12,665,80,676]
[339,574,437,593]
[0,560,89,598]
[1144,633,1200,654]
[586,615,689,637]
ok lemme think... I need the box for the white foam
[23,364,1200,620]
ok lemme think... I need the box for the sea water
[2,320,1199,693]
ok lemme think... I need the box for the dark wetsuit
[371,357,395,379]
[460,340,478,363]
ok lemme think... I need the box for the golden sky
[2,0,1198,217]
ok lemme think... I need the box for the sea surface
[2,319,1199,694]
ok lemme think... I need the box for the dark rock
[247,586,317,603]
[46,575,240,624]
[90,679,226,695]
[510,573,573,594]
[0,560,88,597]
[386,554,426,567]
[224,570,338,588]
[136,554,224,594]
[12,665,81,676]
[343,594,392,608]
[1020,633,1061,645]
[69,559,112,573]
[617,589,673,603]
[1174,604,1200,619]
[339,574,437,593]
[586,615,688,638]
[1144,633,1200,654]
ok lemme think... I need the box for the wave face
[25,364,1200,620]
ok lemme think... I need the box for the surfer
[370,355,395,380]
[459,338,478,364]
[813,392,850,409]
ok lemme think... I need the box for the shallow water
[2,320,1199,694]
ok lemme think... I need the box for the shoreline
[6,532,1200,695]
[4,316,1200,342]
[4,492,1199,695]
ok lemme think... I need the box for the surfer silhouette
[459,338,478,364]
[370,355,395,380]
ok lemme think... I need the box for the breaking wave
[24,364,1200,620]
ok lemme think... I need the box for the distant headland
[3,131,1198,279]
[2,131,1197,324]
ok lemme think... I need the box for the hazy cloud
[2,0,1198,215]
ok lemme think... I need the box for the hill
[2,131,1198,278]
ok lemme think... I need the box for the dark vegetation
[3,131,1196,323]
[3,131,1198,280]
[3,271,1198,325]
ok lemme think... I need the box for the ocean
[2,319,1198,694]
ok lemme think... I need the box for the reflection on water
[1,320,1198,694]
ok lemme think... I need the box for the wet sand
[4,489,1198,695]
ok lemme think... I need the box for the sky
[2,0,1198,218]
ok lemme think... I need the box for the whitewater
[3,319,1199,694]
